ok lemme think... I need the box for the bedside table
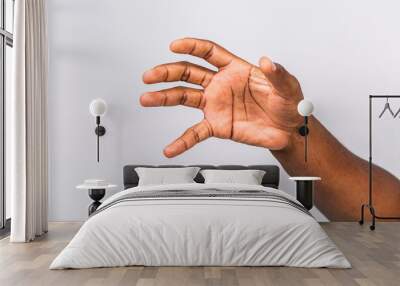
[289,177,321,210]
[76,182,117,216]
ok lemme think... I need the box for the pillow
[135,167,200,186]
[200,169,266,185]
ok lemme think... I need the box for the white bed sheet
[50,183,350,269]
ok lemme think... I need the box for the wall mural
[140,37,400,221]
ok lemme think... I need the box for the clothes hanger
[394,106,400,118]
[379,97,395,118]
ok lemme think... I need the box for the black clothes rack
[359,95,400,230]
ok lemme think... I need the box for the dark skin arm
[273,116,400,220]
[140,37,400,220]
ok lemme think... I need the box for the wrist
[275,130,302,155]
[272,115,314,158]
[278,121,305,152]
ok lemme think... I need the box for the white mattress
[50,183,350,269]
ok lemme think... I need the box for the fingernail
[163,147,174,158]
[169,39,181,51]
[142,70,153,83]
[143,70,152,77]
[139,94,148,106]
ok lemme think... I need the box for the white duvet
[50,183,350,269]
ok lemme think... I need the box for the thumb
[258,56,302,101]
[258,56,289,88]
[258,56,277,76]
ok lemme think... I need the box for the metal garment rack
[359,95,400,230]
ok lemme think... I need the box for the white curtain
[9,0,48,242]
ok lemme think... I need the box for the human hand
[141,38,304,158]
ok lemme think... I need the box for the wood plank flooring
[0,222,399,286]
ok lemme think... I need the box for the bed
[50,165,350,269]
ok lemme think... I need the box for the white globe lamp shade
[89,98,107,117]
[297,99,314,116]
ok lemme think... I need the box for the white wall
[47,0,400,221]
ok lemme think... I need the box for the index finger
[163,120,212,158]
[170,38,237,69]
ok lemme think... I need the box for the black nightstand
[289,177,321,210]
[76,183,117,215]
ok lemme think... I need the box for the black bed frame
[123,165,280,189]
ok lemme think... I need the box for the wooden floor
[0,222,399,286]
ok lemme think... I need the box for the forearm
[272,116,400,220]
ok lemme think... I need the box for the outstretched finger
[143,61,215,88]
[163,120,213,158]
[140,87,205,109]
[170,38,237,69]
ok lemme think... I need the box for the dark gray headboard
[123,165,280,189]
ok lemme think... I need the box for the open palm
[141,38,304,158]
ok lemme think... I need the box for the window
[0,0,13,233]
